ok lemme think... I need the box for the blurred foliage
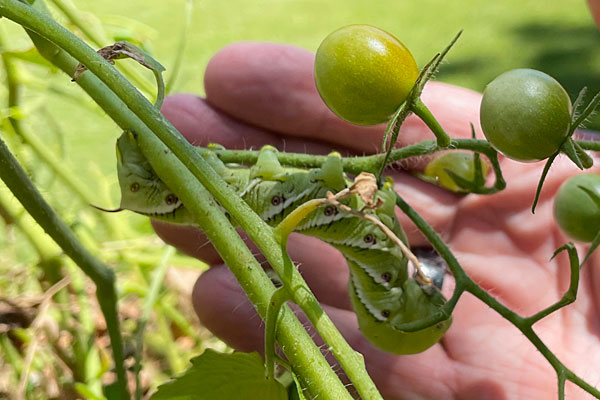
[0,0,598,398]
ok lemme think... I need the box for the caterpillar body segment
[114,133,451,354]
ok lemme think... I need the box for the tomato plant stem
[396,191,600,400]
[412,98,451,147]
[209,138,506,194]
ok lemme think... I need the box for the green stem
[135,130,353,400]
[134,246,175,400]
[531,154,558,213]
[377,101,412,179]
[0,135,129,399]
[264,287,290,380]
[396,191,600,399]
[0,2,381,398]
[575,139,600,151]
[377,32,461,177]
[0,32,21,131]
[524,244,579,325]
[412,98,451,147]
[209,138,506,193]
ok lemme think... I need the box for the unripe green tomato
[480,69,572,161]
[314,25,419,126]
[553,173,600,242]
[424,152,490,192]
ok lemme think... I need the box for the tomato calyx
[375,31,463,179]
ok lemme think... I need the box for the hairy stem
[412,98,451,147]
[396,191,600,399]
[207,138,506,193]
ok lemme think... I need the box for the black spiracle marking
[323,205,337,216]
[363,233,376,245]
[381,309,391,319]
[271,195,284,206]
[381,272,392,283]
[130,182,140,192]
[165,193,179,205]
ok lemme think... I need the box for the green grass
[77,0,599,95]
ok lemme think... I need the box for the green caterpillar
[113,132,451,354]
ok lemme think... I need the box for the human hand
[155,43,600,399]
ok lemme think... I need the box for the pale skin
[154,3,600,398]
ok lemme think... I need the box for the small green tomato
[314,25,419,126]
[424,152,490,193]
[553,173,600,242]
[480,69,572,161]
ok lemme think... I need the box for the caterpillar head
[350,277,451,354]
[115,132,183,216]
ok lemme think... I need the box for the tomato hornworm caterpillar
[112,131,451,354]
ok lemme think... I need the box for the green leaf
[71,40,166,108]
[561,137,584,169]
[74,383,106,400]
[581,229,600,268]
[571,89,600,132]
[104,382,121,400]
[571,87,588,125]
[531,153,557,214]
[151,350,287,400]
[2,48,55,68]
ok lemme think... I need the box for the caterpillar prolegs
[113,132,451,354]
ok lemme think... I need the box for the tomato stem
[412,99,451,147]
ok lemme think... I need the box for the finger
[192,265,455,399]
[286,233,352,310]
[154,219,353,309]
[447,157,597,311]
[589,0,600,27]
[160,93,343,155]
[191,264,351,353]
[192,265,265,353]
[152,220,224,265]
[392,172,461,246]
[204,42,483,153]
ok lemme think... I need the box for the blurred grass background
[2,0,599,201]
[4,0,600,195]
[0,0,598,398]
